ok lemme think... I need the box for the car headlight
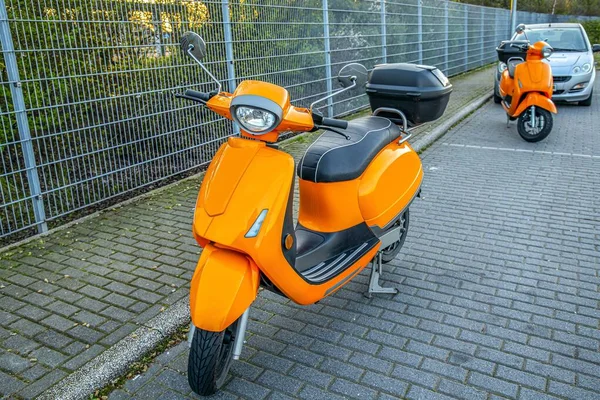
[581,63,591,73]
[234,106,277,134]
[498,62,507,73]
[571,63,592,75]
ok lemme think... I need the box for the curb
[38,90,493,400]
[38,298,190,400]
[411,90,493,152]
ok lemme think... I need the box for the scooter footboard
[190,244,260,332]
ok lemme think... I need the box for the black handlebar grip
[322,118,348,129]
[184,89,211,102]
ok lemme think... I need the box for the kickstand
[366,252,398,298]
[506,115,511,128]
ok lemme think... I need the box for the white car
[494,23,599,106]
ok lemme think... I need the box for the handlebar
[321,117,348,129]
[175,89,213,103]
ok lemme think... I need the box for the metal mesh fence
[0,0,595,243]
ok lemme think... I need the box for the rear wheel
[579,89,593,106]
[381,209,410,263]
[188,319,239,396]
[517,107,553,142]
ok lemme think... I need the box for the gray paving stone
[361,371,409,398]
[0,350,32,373]
[468,372,518,398]
[225,377,270,400]
[438,379,487,400]
[2,334,40,355]
[40,314,74,332]
[0,369,27,393]
[29,347,68,368]
[406,386,455,400]
[319,358,364,382]
[155,368,191,394]
[330,378,377,400]
[256,370,303,394]
[17,369,67,399]
[63,344,105,370]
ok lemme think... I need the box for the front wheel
[381,209,410,263]
[579,89,593,106]
[188,319,239,396]
[517,107,553,142]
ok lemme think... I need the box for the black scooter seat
[297,116,401,183]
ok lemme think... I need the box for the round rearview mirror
[515,24,526,34]
[337,63,368,90]
[180,31,207,61]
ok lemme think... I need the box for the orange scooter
[497,24,557,142]
[176,32,448,396]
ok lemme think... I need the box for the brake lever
[318,125,351,140]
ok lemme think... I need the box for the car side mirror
[593,44,600,53]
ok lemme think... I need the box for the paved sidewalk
[0,66,494,399]
[110,81,599,399]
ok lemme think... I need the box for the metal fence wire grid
[0,0,593,244]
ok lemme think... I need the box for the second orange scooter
[497,24,557,142]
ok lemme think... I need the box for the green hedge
[581,20,600,44]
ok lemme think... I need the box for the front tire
[381,209,410,263]
[517,107,553,142]
[579,89,593,106]
[188,319,239,396]
[493,86,502,104]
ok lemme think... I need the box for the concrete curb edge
[38,297,190,400]
[38,90,493,400]
[411,90,493,153]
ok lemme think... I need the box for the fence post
[417,0,422,64]
[0,0,47,234]
[380,0,387,64]
[221,0,240,135]
[480,7,484,67]
[444,1,448,74]
[323,0,333,117]
[464,5,468,72]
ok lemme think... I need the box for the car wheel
[493,91,502,104]
[579,89,593,106]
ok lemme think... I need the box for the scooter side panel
[190,244,260,332]
[358,141,423,229]
[297,179,364,233]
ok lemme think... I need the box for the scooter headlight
[235,107,277,133]
[498,62,507,73]
[230,95,283,135]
